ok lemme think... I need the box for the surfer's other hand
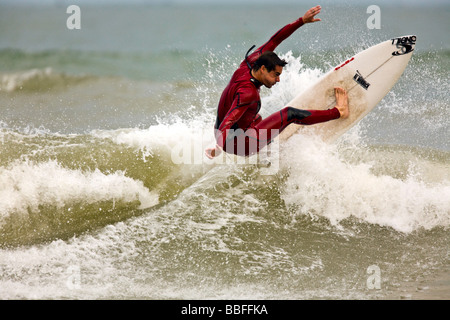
[205,145,222,159]
[303,5,322,23]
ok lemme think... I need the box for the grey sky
[1,0,449,6]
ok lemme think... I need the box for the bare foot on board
[334,87,349,119]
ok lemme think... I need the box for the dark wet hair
[252,51,287,72]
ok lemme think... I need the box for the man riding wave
[205,5,349,159]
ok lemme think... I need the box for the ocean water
[0,3,449,300]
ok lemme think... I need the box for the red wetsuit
[214,17,340,156]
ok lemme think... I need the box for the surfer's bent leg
[255,106,340,138]
[230,88,348,156]
[234,107,340,156]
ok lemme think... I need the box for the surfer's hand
[302,5,322,23]
[205,145,222,159]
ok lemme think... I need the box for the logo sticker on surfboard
[391,35,416,56]
[353,70,371,90]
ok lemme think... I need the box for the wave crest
[0,160,158,247]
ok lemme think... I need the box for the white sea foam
[0,160,159,221]
[92,116,213,156]
[280,133,450,233]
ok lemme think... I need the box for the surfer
[205,5,349,159]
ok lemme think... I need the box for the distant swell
[0,67,92,92]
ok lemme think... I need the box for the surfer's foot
[334,87,349,119]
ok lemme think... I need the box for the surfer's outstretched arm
[247,5,322,61]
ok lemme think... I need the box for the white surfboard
[279,35,416,143]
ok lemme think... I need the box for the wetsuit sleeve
[216,87,258,149]
[256,17,304,54]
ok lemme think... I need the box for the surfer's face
[261,65,282,88]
